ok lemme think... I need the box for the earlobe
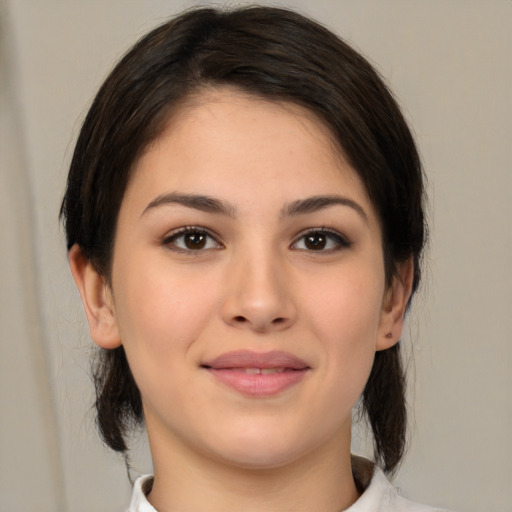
[377,258,414,351]
[68,244,122,349]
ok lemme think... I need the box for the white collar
[126,458,445,512]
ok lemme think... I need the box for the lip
[201,350,310,397]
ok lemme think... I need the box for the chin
[217,445,303,471]
[204,426,320,471]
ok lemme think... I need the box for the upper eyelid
[162,226,223,245]
[161,226,350,247]
[291,227,350,242]
[290,228,352,252]
[164,225,218,238]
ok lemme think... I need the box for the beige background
[1,1,511,511]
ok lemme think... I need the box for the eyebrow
[142,192,237,217]
[142,192,367,222]
[281,195,368,222]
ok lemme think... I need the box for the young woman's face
[107,89,397,470]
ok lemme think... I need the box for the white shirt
[127,461,447,512]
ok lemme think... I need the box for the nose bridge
[222,238,295,332]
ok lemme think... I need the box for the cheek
[299,265,384,398]
[113,264,220,367]
[302,264,385,343]
[112,267,223,420]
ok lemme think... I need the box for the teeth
[241,368,286,375]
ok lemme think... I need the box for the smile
[201,350,310,397]
[238,367,286,374]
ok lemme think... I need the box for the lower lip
[206,368,308,397]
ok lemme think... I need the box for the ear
[68,244,122,349]
[377,258,414,351]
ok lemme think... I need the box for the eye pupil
[305,233,326,250]
[184,232,206,249]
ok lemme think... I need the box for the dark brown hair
[61,6,426,474]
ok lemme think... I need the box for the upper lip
[202,350,309,370]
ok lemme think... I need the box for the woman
[61,6,445,511]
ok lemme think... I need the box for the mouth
[201,350,310,397]
[231,367,288,374]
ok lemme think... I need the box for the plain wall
[1,1,511,511]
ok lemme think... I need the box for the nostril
[227,313,291,330]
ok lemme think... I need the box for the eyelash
[291,228,352,252]
[162,226,223,252]
[161,227,351,253]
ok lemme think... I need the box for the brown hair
[61,6,426,474]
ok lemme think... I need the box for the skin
[70,88,412,511]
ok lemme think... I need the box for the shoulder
[126,475,156,512]
[349,457,450,512]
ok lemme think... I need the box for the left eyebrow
[281,195,368,223]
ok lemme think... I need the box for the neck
[146,426,359,512]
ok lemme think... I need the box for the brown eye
[292,229,351,252]
[184,232,207,250]
[305,233,327,250]
[164,228,222,252]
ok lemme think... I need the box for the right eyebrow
[141,192,237,218]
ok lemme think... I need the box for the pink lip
[202,350,310,397]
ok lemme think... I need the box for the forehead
[125,87,374,217]
[145,87,346,162]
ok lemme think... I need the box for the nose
[221,248,297,333]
